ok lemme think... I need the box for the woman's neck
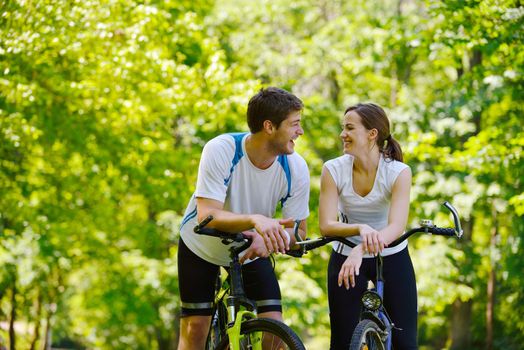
[353,150,381,175]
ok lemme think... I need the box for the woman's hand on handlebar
[359,224,386,255]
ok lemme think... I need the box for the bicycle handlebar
[291,201,463,257]
[194,225,246,243]
[191,202,463,259]
[193,217,252,255]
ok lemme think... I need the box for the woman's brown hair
[345,103,403,162]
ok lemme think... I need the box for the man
[177,87,310,349]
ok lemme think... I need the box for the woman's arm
[319,166,361,237]
[319,165,386,254]
[378,167,412,245]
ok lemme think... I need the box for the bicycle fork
[361,255,394,349]
[375,256,393,349]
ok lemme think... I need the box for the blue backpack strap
[224,132,248,186]
[181,133,247,230]
[278,154,292,206]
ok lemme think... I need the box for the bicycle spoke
[233,330,294,349]
[262,331,286,349]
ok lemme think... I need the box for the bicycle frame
[372,256,393,349]
[193,217,306,350]
[224,246,261,350]
[194,218,266,350]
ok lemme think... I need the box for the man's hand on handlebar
[251,215,292,253]
[240,230,271,264]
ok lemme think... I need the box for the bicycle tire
[206,306,227,350]
[206,270,229,350]
[349,319,385,350]
[214,318,305,350]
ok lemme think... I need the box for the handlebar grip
[302,238,331,251]
[429,227,456,237]
[194,215,214,232]
[285,249,304,258]
[194,227,222,237]
[194,227,246,242]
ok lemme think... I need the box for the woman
[319,103,416,349]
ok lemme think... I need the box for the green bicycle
[193,216,305,350]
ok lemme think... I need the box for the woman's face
[340,111,372,156]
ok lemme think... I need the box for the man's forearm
[197,208,257,233]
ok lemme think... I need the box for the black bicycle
[287,201,463,350]
[193,217,306,350]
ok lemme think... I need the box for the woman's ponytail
[383,134,403,162]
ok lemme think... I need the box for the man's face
[269,110,304,155]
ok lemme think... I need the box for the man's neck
[245,133,277,170]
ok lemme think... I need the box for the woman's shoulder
[381,156,409,173]
[324,154,352,169]
[323,155,352,185]
[380,156,410,188]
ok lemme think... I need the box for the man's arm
[196,197,290,253]
[196,197,257,232]
[281,219,307,245]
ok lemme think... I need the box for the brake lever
[442,202,463,238]
[293,220,306,255]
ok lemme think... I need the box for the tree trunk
[29,291,42,350]
[450,219,473,350]
[450,298,472,349]
[469,49,482,70]
[42,312,52,350]
[155,327,172,350]
[8,283,16,350]
[486,207,498,350]
[173,311,180,350]
[486,266,495,350]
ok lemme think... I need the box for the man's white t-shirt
[324,154,409,258]
[180,132,310,266]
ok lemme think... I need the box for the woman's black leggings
[328,247,418,350]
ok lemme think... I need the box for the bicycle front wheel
[215,318,305,350]
[349,319,385,350]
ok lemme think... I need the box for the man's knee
[258,311,282,322]
[179,316,211,348]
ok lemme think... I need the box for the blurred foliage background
[0,0,522,349]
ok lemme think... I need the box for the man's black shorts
[178,238,282,317]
